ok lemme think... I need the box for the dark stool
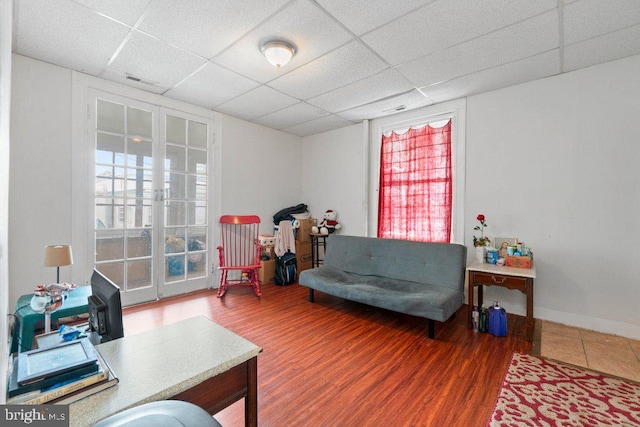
[93,401,221,427]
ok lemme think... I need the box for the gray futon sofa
[298,235,467,339]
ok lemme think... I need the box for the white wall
[219,114,302,234]
[301,54,640,339]
[9,55,302,308]
[9,55,73,308]
[1,0,13,403]
[466,54,640,338]
[301,123,367,236]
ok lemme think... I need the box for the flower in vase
[473,214,490,247]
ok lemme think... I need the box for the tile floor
[539,320,640,382]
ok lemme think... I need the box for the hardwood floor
[123,283,532,427]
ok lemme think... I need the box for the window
[378,120,452,242]
[368,99,466,243]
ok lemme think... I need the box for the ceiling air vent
[383,105,407,113]
[125,74,156,86]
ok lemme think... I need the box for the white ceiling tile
[362,0,557,65]
[15,0,131,76]
[338,90,433,122]
[71,0,152,26]
[564,24,640,72]
[398,11,558,88]
[138,0,289,59]
[165,63,260,109]
[420,50,560,103]
[307,69,414,113]
[564,0,640,45]
[268,41,388,99]
[252,102,329,129]
[215,86,299,121]
[101,30,206,94]
[315,0,432,36]
[282,115,355,137]
[13,0,640,137]
[213,0,352,83]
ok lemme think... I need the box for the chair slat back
[219,215,260,268]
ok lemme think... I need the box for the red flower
[473,214,489,246]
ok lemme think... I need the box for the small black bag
[275,252,297,286]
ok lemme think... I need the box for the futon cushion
[300,266,464,322]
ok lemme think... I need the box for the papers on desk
[8,342,118,405]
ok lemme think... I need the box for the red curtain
[377,120,452,242]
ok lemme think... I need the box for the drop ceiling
[12,0,640,137]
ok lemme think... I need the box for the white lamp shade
[262,41,295,68]
[44,245,73,267]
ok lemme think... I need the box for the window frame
[367,99,466,243]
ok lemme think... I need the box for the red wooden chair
[216,215,262,297]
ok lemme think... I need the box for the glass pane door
[94,96,158,305]
[90,94,213,305]
[160,111,211,298]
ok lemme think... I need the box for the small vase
[475,246,485,263]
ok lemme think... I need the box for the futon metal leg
[309,289,315,303]
[428,319,435,339]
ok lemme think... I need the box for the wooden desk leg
[467,274,475,328]
[526,278,534,342]
[245,356,258,427]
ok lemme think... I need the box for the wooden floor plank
[123,283,531,427]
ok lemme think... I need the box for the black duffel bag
[273,203,308,225]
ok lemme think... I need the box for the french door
[90,90,213,306]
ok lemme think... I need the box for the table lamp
[44,244,73,283]
[31,245,75,333]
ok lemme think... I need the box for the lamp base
[45,313,52,334]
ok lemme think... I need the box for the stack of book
[7,338,118,405]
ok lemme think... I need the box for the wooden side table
[467,262,536,341]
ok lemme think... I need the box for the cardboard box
[261,245,275,260]
[295,240,312,274]
[259,259,276,284]
[295,218,317,242]
[504,255,533,269]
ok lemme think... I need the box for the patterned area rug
[488,352,640,426]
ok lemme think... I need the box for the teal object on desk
[11,286,92,353]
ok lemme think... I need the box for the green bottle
[479,306,488,333]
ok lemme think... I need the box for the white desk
[69,316,262,427]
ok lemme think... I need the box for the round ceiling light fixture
[261,41,296,68]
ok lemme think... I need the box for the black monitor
[88,269,124,343]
